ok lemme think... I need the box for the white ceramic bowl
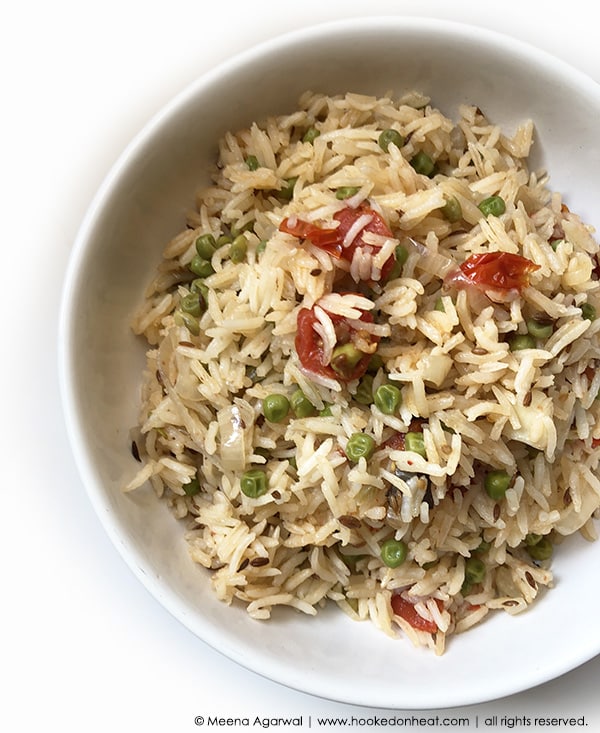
[59,17,600,708]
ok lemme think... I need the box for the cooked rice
[126,91,600,654]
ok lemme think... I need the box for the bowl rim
[58,15,600,709]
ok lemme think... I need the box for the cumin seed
[131,440,141,462]
[338,514,361,529]
[250,557,270,567]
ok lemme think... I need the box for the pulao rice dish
[126,91,600,654]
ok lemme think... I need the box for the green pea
[354,374,374,405]
[190,279,209,310]
[290,389,316,418]
[509,334,536,351]
[441,196,462,223]
[245,365,260,383]
[395,244,409,267]
[526,535,553,561]
[180,292,202,316]
[175,310,199,336]
[190,278,208,294]
[473,539,491,554]
[405,431,426,458]
[525,533,543,547]
[245,155,259,171]
[582,302,597,321]
[550,238,564,251]
[183,475,201,496]
[478,195,506,217]
[195,233,217,259]
[262,394,290,423]
[367,354,384,373]
[230,220,254,237]
[330,342,365,379]
[240,469,269,499]
[434,296,446,312]
[256,240,267,256]
[189,255,214,278]
[336,186,360,200]
[319,404,333,417]
[526,317,553,339]
[302,127,320,144]
[374,384,402,415]
[346,432,376,463]
[378,128,405,152]
[386,243,409,280]
[410,150,436,177]
[278,177,298,201]
[216,234,232,247]
[380,538,408,568]
[484,469,511,500]
[230,234,247,264]
[464,557,486,585]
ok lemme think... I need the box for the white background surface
[3,1,600,730]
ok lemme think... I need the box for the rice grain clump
[127,91,600,654]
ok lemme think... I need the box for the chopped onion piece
[217,404,246,471]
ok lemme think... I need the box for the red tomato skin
[295,307,338,381]
[280,205,396,279]
[380,432,406,451]
[445,252,539,293]
[279,218,340,253]
[333,206,393,256]
[379,421,425,452]
[391,594,440,634]
[295,304,377,382]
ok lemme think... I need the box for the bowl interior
[60,17,600,708]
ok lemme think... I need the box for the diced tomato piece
[295,299,379,382]
[380,432,406,451]
[379,420,426,452]
[279,217,340,252]
[444,251,539,294]
[391,594,441,634]
[280,205,396,280]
